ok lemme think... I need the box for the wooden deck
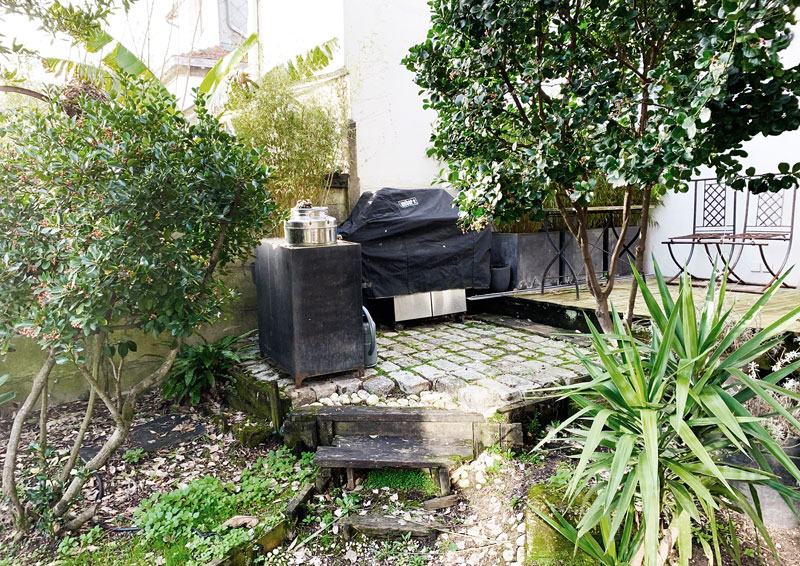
[515,279,800,333]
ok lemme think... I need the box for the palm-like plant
[534,262,800,566]
[0,374,14,406]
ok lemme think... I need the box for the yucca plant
[533,262,800,566]
[0,374,14,406]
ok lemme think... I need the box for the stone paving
[240,316,588,417]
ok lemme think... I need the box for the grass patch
[363,469,438,497]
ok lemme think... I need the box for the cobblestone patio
[241,316,587,417]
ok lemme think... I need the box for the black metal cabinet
[253,239,364,386]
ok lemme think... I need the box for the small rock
[457,478,471,488]
[517,546,525,563]
[475,471,487,485]
[391,370,430,394]
[516,534,526,547]
[357,389,370,400]
[363,375,395,396]
[319,397,333,406]
[516,522,525,533]
[366,394,380,406]
[502,549,515,563]
[397,398,409,407]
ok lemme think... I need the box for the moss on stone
[525,484,595,566]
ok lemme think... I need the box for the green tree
[0,75,276,532]
[0,0,132,81]
[404,0,800,331]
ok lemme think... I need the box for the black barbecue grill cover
[339,188,491,298]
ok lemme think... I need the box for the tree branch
[2,347,57,531]
[602,186,634,296]
[0,85,49,102]
[496,62,531,126]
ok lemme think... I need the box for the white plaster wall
[252,0,344,76]
[343,0,444,192]
[646,21,800,287]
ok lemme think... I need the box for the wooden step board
[315,435,473,469]
[284,405,523,456]
[314,434,470,495]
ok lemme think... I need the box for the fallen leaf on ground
[221,515,259,529]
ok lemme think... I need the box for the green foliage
[198,33,258,98]
[363,468,438,497]
[535,262,800,566]
[228,66,346,226]
[0,75,275,356]
[132,449,314,564]
[404,0,800,230]
[284,38,340,82]
[547,462,572,489]
[136,449,314,543]
[122,448,145,464]
[47,449,314,566]
[162,330,255,405]
[0,373,14,405]
[0,0,131,65]
[372,534,430,566]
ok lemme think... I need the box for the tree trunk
[2,348,57,531]
[60,333,102,485]
[626,186,652,327]
[554,192,619,333]
[53,345,181,519]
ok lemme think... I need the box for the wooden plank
[315,468,332,493]
[332,435,473,455]
[475,423,524,452]
[423,494,459,511]
[314,435,472,469]
[286,483,315,523]
[333,420,475,444]
[438,467,451,496]
[293,405,484,423]
[266,380,283,432]
[208,520,286,566]
[343,515,438,539]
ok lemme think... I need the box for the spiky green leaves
[537,261,800,565]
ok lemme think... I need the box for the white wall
[646,22,800,287]
[343,0,444,192]
[252,0,344,77]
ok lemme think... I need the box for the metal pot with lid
[284,201,338,246]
